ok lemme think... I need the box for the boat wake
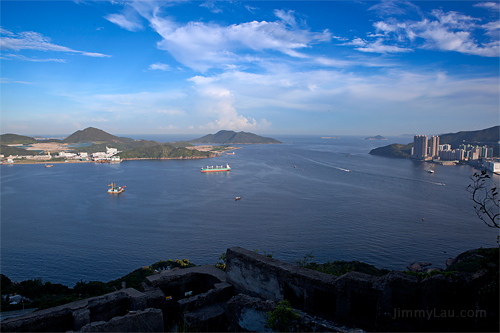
[295,156,352,173]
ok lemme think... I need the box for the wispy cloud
[0,29,111,57]
[104,13,143,32]
[361,6,500,57]
[200,0,223,14]
[1,54,67,62]
[474,2,500,11]
[149,62,170,71]
[1,77,34,84]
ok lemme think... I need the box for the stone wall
[225,246,496,332]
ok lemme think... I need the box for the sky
[1,0,499,136]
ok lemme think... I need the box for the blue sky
[1,0,499,136]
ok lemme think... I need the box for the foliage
[117,145,211,159]
[369,143,413,158]
[253,249,273,258]
[215,253,226,271]
[297,253,389,277]
[467,171,499,231]
[266,300,299,332]
[0,145,40,156]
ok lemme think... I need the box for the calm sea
[1,135,498,286]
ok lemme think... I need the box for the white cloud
[0,30,111,57]
[149,62,170,71]
[105,13,143,32]
[107,4,331,72]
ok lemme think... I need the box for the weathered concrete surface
[0,288,160,332]
[178,282,234,313]
[184,303,228,331]
[226,247,337,307]
[226,294,275,332]
[78,308,163,332]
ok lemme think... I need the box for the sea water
[1,136,498,286]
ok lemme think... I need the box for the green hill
[118,145,212,159]
[439,125,499,148]
[0,134,37,145]
[370,126,499,158]
[62,127,134,144]
[191,130,281,144]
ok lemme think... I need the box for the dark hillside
[0,134,37,145]
[439,125,499,148]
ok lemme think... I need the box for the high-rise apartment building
[429,136,440,159]
[412,135,428,159]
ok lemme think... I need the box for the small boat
[225,152,235,155]
[45,164,53,168]
[201,163,231,173]
[428,170,434,173]
[108,183,125,194]
[235,197,241,201]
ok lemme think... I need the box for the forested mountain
[62,127,135,144]
[191,130,281,144]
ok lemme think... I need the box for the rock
[407,263,422,273]
[446,258,456,267]
[418,262,432,267]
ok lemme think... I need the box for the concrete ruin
[1,247,497,332]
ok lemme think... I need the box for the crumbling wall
[226,246,496,332]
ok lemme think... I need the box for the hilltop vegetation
[0,134,37,145]
[370,126,499,158]
[191,130,281,144]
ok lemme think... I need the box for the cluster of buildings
[1,147,120,163]
[56,147,120,162]
[411,135,499,173]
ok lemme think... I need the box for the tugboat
[108,183,126,194]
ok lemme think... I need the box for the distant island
[190,130,281,144]
[364,135,387,140]
[369,126,499,158]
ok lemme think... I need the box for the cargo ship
[108,183,126,194]
[201,164,231,173]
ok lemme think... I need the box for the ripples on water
[1,136,498,286]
